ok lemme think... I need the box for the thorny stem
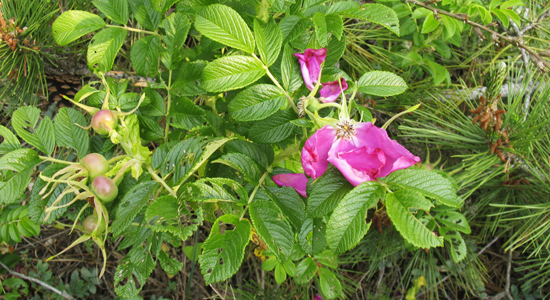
[406,0,550,72]
[146,164,177,198]
[239,171,270,220]
[253,53,299,113]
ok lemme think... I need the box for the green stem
[164,70,172,142]
[107,155,129,165]
[253,53,298,114]
[39,156,74,165]
[317,102,342,110]
[146,165,177,198]
[106,24,159,35]
[239,172,270,221]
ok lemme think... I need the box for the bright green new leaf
[326,181,383,254]
[199,215,251,285]
[12,106,55,155]
[385,190,444,248]
[87,28,127,73]
[93,0,129,25]
[318,268,342,299]
[422,14,440,34]
[294,257,318,284]
[357,71,407,97]
[52,11,106,46]
[274,263,286,284]
[202,56,266,92]
[229,84,286,122]
[195,4,255,53]
[250,200,294,263]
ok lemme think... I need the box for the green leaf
[400,18,417,36]
[189,177,248,205]
[0,126,21,154]
[12,106,55,155]
[228,84,286,122]
[254,18,282,67]
[325,36,346,67]
[131,35,161,77]
[160,13,191,70]
[298,218,326,255]
[194,4,255,53]
[312,12,328,47]
[249,200,294,263]
[111,181,159,236]
[170,61,208,97]
[500,0,524,8]
[274,263,287,284]
[280,44,302,93]
[249,110,297,143]
[87,28,127,73]
[492,8,510,27]
[158,250,183,276]
[175,138,233,186]
[93,0,129,24]
[145,195,203,241]
[160,137,204,177]
[264,186,306,231]
[439,227,467,262]
[0,149,40,205]
[440,15,456,39]
[151,0,180,12]
[201,55,266,93]
[199,214,251,285]
[342,4,400,36]
[54,107,89,158]
[385,190,444,248]
[294,257,317,284]
[318,268,342,299]
[326,14,344,40]
[225,140,269,171]
[326,1,359,14]
[140,88,166,116]
[307,168,353,218]
[326,181,383,254]
[129,0,162,30]
[114,246,156,298]
[52,11,106,46]
[356,71,408,97]
[262,257,278,271]
[432,39,451,59]
[213,153,261,185]
[383,168,462,208]
[421,14,440,34]
[500,9,521,27]
[434,210,471,234]
[279,16,311,44]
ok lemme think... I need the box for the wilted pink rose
[272,173,309,197]
[319,78,348,103]
[327,122,420,186]
[301,125,336,179]
[294,48,327,90]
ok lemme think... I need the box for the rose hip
[91,175,118,203]
[91,109,117,135]
[80,153,109,180]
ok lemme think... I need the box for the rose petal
[301,125,336,179]
[319,78,348,103]
[328,139,384,186]
[294,48,327,91]
[272,173,309,197]
[354,122,421,177]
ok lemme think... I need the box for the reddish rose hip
[91,175,118,203]
[91,109,117,135]
[82,214,106,234]
[80,153,109,180]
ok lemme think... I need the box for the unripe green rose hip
[91,175,118,203]
[80,153,109,180]
[92,109,117,135]
[82,214,106,234]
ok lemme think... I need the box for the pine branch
[405,0,550,73]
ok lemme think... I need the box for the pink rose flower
[294,48,327,90]
[304,122,421,187]
[314,295,323,300]
[272,173,309,197]
[319,78,348,103]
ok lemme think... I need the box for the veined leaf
[279,16,311,44]
[114,245,156,298]
[145,195,203,240]
[131,36,161,77]
[326,14,344,40]
[52,11,106,46]
[87,28,127,73]
[129,0,162,31]
[12,106,55,155]
[93,0,129,24]
[434,210,471,234]
[225,140,269,171]
[249,110,297,143]
[189,177,248,205]
[170,61,208,97]
[111,181,159,236]
[158,251,183,277]
[250,200,294,263]
[254,17,282,67]
[54,107,89,158]
[422,14,440,34]
[357,71,407,97]
[194,4,255,53]
[0,125,21,154]
[326,1,359,14]
[383,168,462,208]
[264,186,306,231]
[199,214,251,285]
[312,12,328,47]
[228,84,286,122]
[294,257,318,284]
[385,190,444,248]
[0,149,40,205]
[342,4,400,36]
[298,218,326,255]
[326,181,383,254]
[281,44,302,93]
[160,13,191,70]
[318,268,343,299]
[439,227,467,262]
[307,168,353,218]
[202,56,266,92]
[213,153,261,185]
[151,0,180,12]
